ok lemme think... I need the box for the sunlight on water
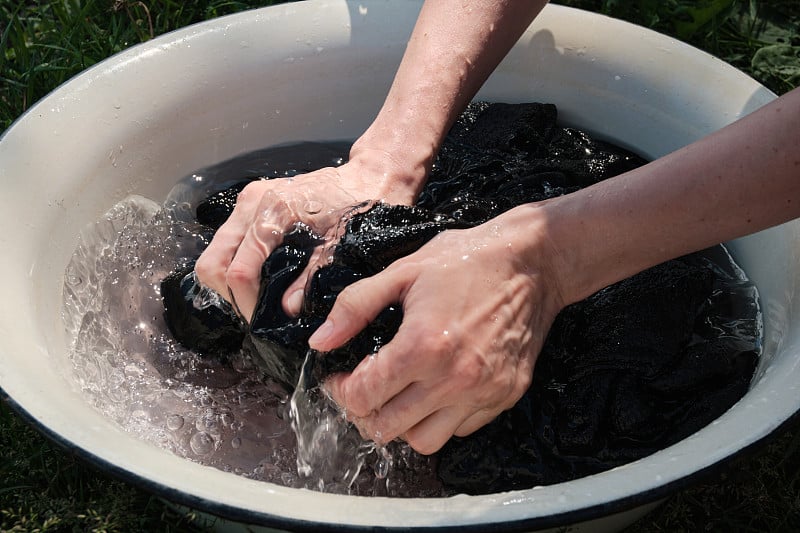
[61,143,444,497]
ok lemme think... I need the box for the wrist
[531,178,671,307]
[501,193,632,310]
[485,204,573,313]
[349,123,437,205]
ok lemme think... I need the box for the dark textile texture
[161,102,760,494]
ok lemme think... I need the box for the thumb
[308,268,407,352]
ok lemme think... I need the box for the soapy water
[62,142,444,497]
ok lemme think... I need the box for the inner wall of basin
[7,2,795,525]
[36,43,783,384]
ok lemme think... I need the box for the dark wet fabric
[161,264,245,358]
[162,102,760,494]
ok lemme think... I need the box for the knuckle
[193,254,214,280]
[514,368,533,397]
[194,255,227,294]
[504,372,532,410]
[332,284,374,327]
[340,379,371,418]
[415,322,461,360]
[404,429,442,456]
[334,283,364,311]
[365,414,399,445]
[453,410,497,438]
[236,181,262,204]
[225,262,258,291]
[490,376,516,410]
[454,354,489,390]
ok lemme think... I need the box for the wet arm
[533,86,800,307]
[311,87,800,454]
[195,0,548,319]
[350,0,548,198]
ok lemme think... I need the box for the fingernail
[308,319,333,347]
[286,289,304,316]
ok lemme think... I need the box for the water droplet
[231,437,242,449]
[374,446,392,479]
[166,414,184,431]
[220,411,235,426]
[190,431,215,455]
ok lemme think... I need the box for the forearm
[520,87,800,307]
[352,0,548,200]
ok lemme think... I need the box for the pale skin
[196,0,800,455]
[195,0,546,318]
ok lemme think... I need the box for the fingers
[195,185,262,298]
[402,407,469,455]
[344,388,479,455]
[307,267,409,351]
[196,185,298,322]
[342,378,452,447]
[324,328,425,413]
[453,408,501,438]
[229,191,298,319]
[281,244,333,317]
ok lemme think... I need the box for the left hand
[308,205,567,454]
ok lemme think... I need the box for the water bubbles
[220,411,235,427]
[187,271,226,311]
[190,431,216,455]
[196,410,221,434]
[167,414,185,431]
[62,144,448,499]
[374,446,392,479]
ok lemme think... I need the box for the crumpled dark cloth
[161,102,759,494]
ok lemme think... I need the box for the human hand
[308,205,567,454]
[194,149,424,322]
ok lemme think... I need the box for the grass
[0,400,204,532]
[1,0,799,531]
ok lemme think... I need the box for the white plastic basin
[0,1,789,531]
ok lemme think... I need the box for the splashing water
[61,142,445,497]
[288,350,397,494]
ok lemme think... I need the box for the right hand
[309,204,568,454]
[194,149,423,322]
